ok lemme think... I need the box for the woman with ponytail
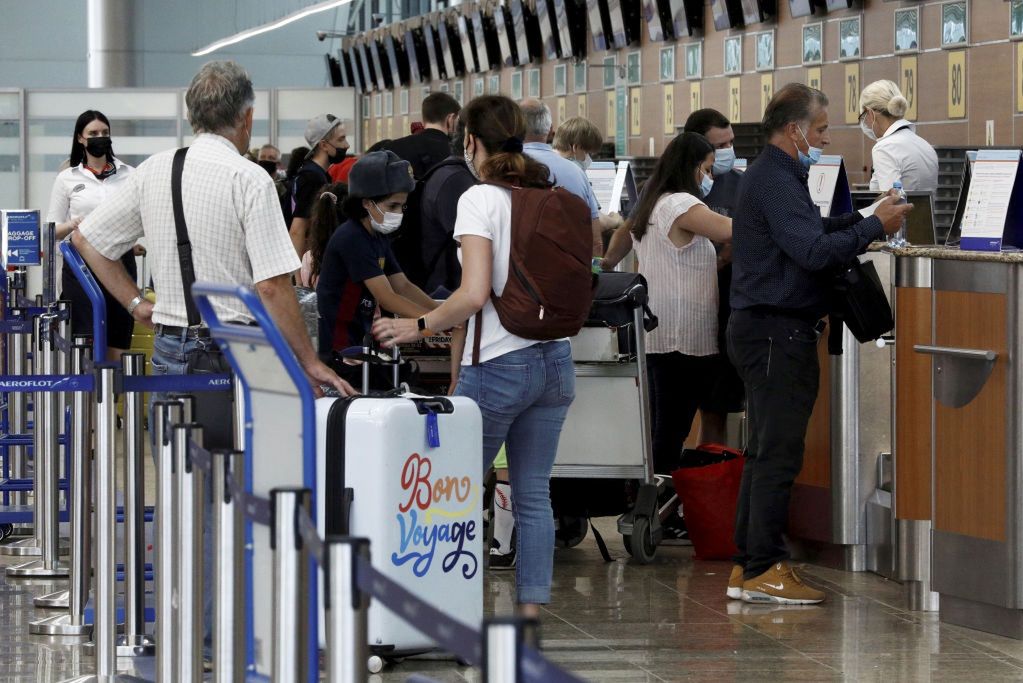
[372,95,576,625]
[300,182,347,288]
[858,80,938,192]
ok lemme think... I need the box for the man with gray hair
[75,60,350,398]
[519,98,604,256]
[726,83,909,606]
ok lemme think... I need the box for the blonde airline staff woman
[858,80,939,192]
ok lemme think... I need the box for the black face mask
[85,136,112,159]
[257,160,278,177]
[326,142,348,165]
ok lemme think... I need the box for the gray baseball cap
[304,114,342,156]
[348,151,416,198]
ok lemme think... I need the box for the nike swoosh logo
[763,582,786,591]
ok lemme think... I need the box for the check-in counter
[892,247,1023,638]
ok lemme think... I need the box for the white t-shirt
[868,120,939,192]
[633,192,718,357]
[453,184,536,365]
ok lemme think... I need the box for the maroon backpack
[472,182,595,364]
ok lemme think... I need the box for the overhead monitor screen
[370,39,390,90]
[536,0,562,60]
[471,11,494,72]
[509,0,531,65]
[435,17,458,78]
[383,34,403,87]
[357,42,375,92]
[741,0,775,25]
[458,15,480,74]
[403,29,423,84]
[492,6,518,68]
[711,0,743,30]
[422,21,442,82]
[557,0,587,58]
[347,46,364,92]
[586,0,611,52]
[788,0,816,17]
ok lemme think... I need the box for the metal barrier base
[35,588,70,609]
[28,612,93,637]
[906,581,940,612]
[115,634,155,658]
[0,537,43,556]
[6,558,70,578]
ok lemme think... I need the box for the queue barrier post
[54,300,71,484]
[30,337,94,635]
[212,448,245,683]
[483,616,536,683]
[153,400,184,683]
[117,352,155,657]
[0,311,46,557]
[271,488,312,683]
[324,536,370,683]
[8,312,68,579]
[59,363,149,683]
[174,423,206,683]
[6,307,30,526]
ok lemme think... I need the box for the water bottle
[888,180,909,248]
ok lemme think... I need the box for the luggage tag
[425,407,441,449]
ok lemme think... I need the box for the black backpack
[390,157,470,289]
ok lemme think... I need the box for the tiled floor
[4,518,1023,682]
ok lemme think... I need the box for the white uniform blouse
[868,120,939,193]
[46,158,134,226]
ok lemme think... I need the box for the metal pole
[483,616,533,683]
[153,399,183,683]
[175,423,205,683]
[271,488,312,683]
[325,537,370,683]
[1,312,45,557]
[58,362,147,683]
[6,307,30,535]
[54,300,71,487]
[391,344,400,388]
[31,338,94,632]
[212,449,245,683]
[8,313,68,578]
[117,352,155,657]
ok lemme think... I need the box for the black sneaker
[489,529,516,570]
[660,512,692,546]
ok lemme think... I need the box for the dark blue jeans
[727,309,821,579]
[454,341,575,604]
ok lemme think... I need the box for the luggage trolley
[551,272,663,563]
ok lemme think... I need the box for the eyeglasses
[858,110,870,123]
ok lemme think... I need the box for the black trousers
[726,309,821,578]
[646,351,719,475]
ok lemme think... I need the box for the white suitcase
[315,392,484,656]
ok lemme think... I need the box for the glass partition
[0,91,22,209]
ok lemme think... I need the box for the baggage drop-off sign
[2,210,42,268]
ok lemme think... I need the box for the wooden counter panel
[797,322,831,489]
[896,287,933,521]
[934,291,1007,542]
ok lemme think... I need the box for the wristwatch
[127,294,145,315]
[417,315,435,336]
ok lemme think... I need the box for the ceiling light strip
[192,0,351,56]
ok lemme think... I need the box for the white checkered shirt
[80,134,300,327]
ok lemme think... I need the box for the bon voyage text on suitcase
[316,391,484,658]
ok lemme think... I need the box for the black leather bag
[832,259,893,343]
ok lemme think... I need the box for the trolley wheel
[367,655,384,674]
[555,516,588,548]
[0,524,12,541]
[626,516,657,564]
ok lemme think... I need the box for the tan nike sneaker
[726,564,744,600]
[741,562,825,605]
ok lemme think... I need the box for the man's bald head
[520,98,552,143]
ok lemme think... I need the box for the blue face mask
[700,172,714,197]
[797,127,823,168]
[712,147,736,176]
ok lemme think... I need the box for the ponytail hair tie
[321,191,338,205]
[500,136,524,154]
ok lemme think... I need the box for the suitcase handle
[412,398,454,415]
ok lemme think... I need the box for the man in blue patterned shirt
[725,84,909,606]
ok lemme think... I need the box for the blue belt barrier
[0,319,35,334]
[0,374,95,392]
[122,374,231,393]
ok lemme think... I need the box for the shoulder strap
[171,147,201,327]
[472,310,483,366]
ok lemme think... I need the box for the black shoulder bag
[829,258,894,355]
[170,147,235,449]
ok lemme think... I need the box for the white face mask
[712,147,736,175]
[370,202,403,234]
[464,139,481,181]
[860,111,878,141]
[574,153,593,171]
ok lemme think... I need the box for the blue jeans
[454,341,575,604]
[150,332,215,653]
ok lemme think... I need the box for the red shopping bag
[671,444,744,561]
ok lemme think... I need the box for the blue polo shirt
[730,144,885,316]
[522,142,600,220]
